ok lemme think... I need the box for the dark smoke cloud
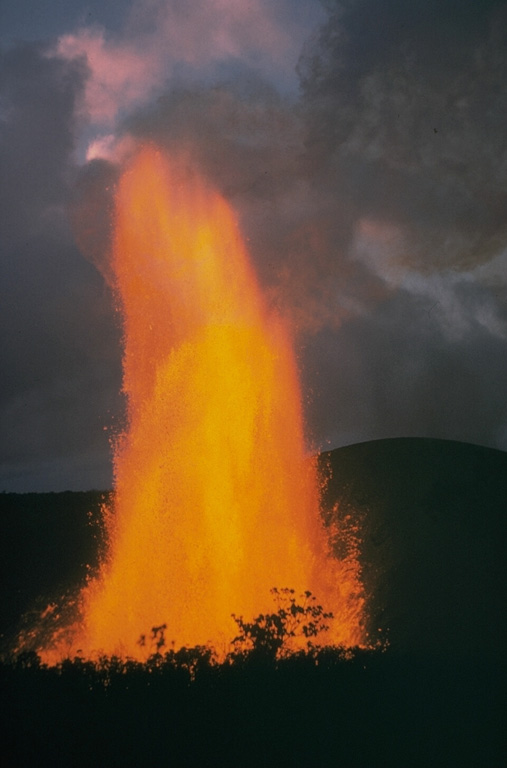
[298,0,507,270]
[69,157,119,285]
[0,44,121,490]
[293,0,507,449]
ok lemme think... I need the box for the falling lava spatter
[45,146,365,660]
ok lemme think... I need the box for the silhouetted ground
[1,648,504,767]
[1,438,506,766]
[0,491,109,650]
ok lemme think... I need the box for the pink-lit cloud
[53,0,324,143]
[55,26,161,125]
[85,133,136,163]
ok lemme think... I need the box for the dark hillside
[319,438,507,656]
[0,491,109,647]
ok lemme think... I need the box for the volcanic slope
[319,437,507,657]
[0,491,108,650]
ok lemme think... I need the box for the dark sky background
[1,0,506,491]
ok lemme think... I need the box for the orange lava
[49,146,365,659]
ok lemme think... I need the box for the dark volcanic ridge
[319,437,507,656]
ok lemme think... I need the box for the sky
[1,0,506,492]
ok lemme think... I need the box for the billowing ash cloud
[298,0,507,271]
[1,1,506,490]
[293,0,507,449]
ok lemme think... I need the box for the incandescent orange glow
[46,146,365,660]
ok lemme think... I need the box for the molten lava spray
[68,146,364,658]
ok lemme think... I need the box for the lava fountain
[57,146,364,659]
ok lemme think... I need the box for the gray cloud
[298,0,507,270]
[302,283,507,451]
[0,43,121,491]
[293,0,507,449]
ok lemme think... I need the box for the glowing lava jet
[64,146,364,658]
